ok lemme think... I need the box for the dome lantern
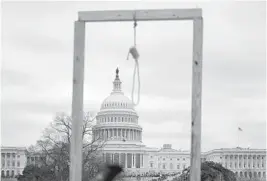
[112,67,122,93]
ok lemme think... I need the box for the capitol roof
[100,68,135,111]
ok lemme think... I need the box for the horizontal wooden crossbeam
[78,9,202,22]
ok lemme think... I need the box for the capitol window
[177,164,180,169]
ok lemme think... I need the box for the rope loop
[126,12,140,107]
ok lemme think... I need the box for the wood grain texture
[190,17,203,181]
[70,21,85,181]
[78,9,202,22]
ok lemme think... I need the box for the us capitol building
[91,68,266,179]
[1,69,266,180]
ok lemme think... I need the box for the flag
[238,127,243,131]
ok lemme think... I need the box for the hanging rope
[127,12,140,107]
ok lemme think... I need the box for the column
[250,155,253,169]
[115,128,118,138]
[140,154,143,168]
[125,153,127,168]
[248,154,250,169]
[260,155,263,168]
[140,153,142,168]
[132,154,135,168]
[240,154,242,169]
[247,154,249,169]
[106,129,108,140]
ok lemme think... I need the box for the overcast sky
[1,1,266,152]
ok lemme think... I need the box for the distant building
[25,151,45,167]
[1,147,27,178]
[203,147,266,179]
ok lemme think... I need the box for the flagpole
[237,127,243,148]
[237,128,240,147]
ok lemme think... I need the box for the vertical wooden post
[190,17,203,181]
[70,21,85,181]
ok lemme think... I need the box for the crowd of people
[120,171,180,181]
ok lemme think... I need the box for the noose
[127,12,140,107]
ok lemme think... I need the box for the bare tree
[24,112,105,181]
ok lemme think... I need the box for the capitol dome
[92,68,142,143]
[100,67,136,111]
[101,92,135,110]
